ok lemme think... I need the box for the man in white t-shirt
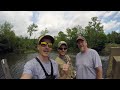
[20,35,59,79]
[75,35,103,79]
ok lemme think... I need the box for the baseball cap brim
[38,35,54,44]
[76,36,86,42]
[58,41,67,48]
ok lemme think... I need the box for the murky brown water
[0,52,109,79]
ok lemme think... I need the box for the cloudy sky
[0,11,120,38]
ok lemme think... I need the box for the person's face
[77,39,87,52]
[37,38,52,57]
[58,44,67,56]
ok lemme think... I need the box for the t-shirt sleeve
[93,50,102,68]
[55,63,60,79]
[23,61,33,76]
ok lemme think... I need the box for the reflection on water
[0,52,109,79]
[0,53,38,79]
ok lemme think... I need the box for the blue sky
[0,11,120,38]
[32,11,39,23]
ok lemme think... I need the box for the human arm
[96,66,103,79]
[20,73,32,79]
[93,50,103,79]
[20,61,33,79]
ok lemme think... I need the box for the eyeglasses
[40,42,53,48]
[58,48,67,50]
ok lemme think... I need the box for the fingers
[63,64,69,71]
[67,61,70,65]
[65,55,70,61]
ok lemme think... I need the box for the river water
[0,52,109,79]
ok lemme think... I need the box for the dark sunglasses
[40,42,52,48]
[58,48,67,50]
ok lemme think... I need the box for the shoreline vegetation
[1,17,120,56]
[1,43,120,56]
[3,43,120,56]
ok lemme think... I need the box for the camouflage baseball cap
[76,35,86,42]
[58,41,67,48]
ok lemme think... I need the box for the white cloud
[0,11,33,37]
[36,11,67,36]
[0,11,120,38]
[103,20,120,31]
[35,11,107,37]
[102,11,117,18]
[113,11,120,18]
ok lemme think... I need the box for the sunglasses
[58,48,67,50]
[40,42,53,48]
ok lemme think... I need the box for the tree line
[0,17,120,55]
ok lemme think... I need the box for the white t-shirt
[23,56,59,79]
[75,49,102,79]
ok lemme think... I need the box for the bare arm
[20,73,32,79]
[96,66,103,79]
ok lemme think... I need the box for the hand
[62,62,69,71]
[65,55,71,62]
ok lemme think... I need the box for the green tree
[40,28,49,36]
[53,31,67,50]
[0,21,16,52]
[107,31,120,44]
[66,26,84,53]
[84,17,107,52]
[27,23,38,38]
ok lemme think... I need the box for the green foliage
[53,25,84,53]
[40,28,49,36]
[1,17,120,55]
[107,31,120,44]
[84,17,107,52]
[27,23,38,38]
[53,31,67,51]
[0,22,37,53]
[66,26,81,53]
[101,43,120,56]
[0,22,16,52]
